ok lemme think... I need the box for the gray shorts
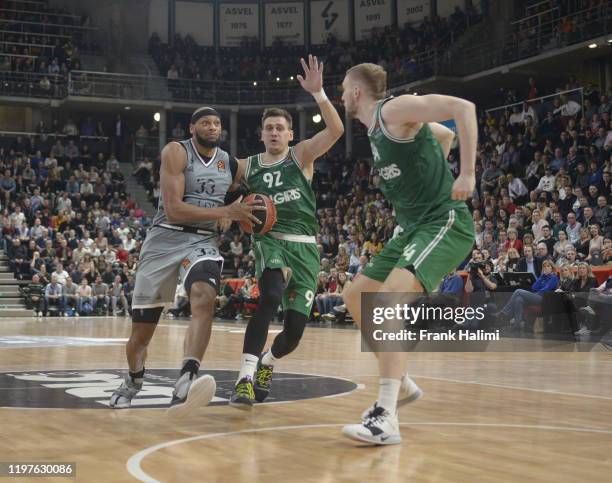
[132,226,223,309]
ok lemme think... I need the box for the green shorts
[362,208,474,293]
[253,234,320,317]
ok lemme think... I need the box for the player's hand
[297,54,323,94]
[223,196,266,224]
[218,217,232,232]
[451,174,475,200]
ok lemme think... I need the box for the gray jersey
[152,139,234,232]
[134,139,233,308]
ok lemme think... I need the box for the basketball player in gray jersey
[110,107,263,417]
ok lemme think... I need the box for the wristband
[313,90,328,103]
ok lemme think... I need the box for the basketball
[239,193,277,235]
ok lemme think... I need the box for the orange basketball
[239,193,277,235]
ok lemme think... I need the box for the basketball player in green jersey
[229,55,344,409]
[340,63,477,445]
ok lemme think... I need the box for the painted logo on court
[0,369,357,409]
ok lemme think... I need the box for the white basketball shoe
[343,405,401,445]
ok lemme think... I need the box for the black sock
[180,358,200,376]
[243,269,284,355]
[129,367,145,382]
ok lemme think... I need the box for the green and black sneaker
[229,376,255,410]
[253,356,274,403]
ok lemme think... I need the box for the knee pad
[132,306,164,324]
[184,260,222,295]
[259,269,284,306]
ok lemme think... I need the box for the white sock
[377,378,401,415]
[401,373,418,394]
[261,349,278,367]
[237,353,259,383]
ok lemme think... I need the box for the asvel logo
[225,7,253,15]
[270,7,298,14]
[379,163,401,180]
[0,369,356,409]
[360,0,386,6]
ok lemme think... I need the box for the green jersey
[368,97,467,231]
[246,147,318,237]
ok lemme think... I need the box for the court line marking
[126,422,612,483]
[410,374,612,402]
[0,368,359,410]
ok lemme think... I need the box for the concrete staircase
[0,251,31,317]
[120,163,157,219]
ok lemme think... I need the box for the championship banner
[397,0,430,27]
[176,1,214,47]
[265,2,304,46]
[220,3,259,47]
[310,0,350,44]
[354,0,393,41]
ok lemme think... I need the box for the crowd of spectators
[149,4,481,87]
[506,0,608,63]
[0,0,98,99]
[1,117,149,317]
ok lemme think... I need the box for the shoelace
[256,366,273,387]
[235,379,254,398]
[364,406,387,427]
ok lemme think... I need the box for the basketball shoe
[166,373,216,418]
[253,355,274,402]
[109,375,142,409]
[361,374,422,420]
[229,376,255,410]
[343,405,401,445]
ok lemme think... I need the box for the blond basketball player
[340,64,477,445]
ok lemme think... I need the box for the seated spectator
[63,276,78,315]
[44,274,65,316]
[504,227,523,255]
[556,246,579,268]
[24,273,45,316]
[320,271,352,322]
[574,227,592,260]
[91,275,110,315]
[537,225,556,256]
[52,262,69,285]
[565,212,581,244]
[110,275,129,316]
[553,230,572,261]
[505,248,521,272]
[228,277,259,319]
[496,260,559,330]
[555,264,575,292]
[77,278,94,315]
[587,223,604,263]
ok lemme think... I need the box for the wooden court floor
[0,316,611,483]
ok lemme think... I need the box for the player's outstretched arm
[161,143,262,224]
[294,54,344,172]
[382,94,477,200]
